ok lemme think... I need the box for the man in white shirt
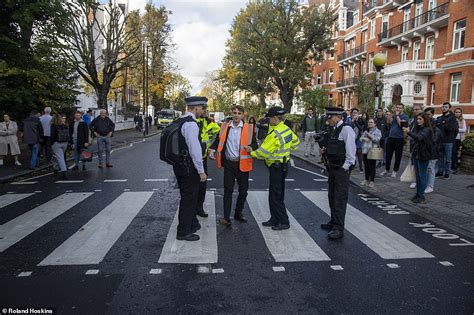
[39,107,53,162]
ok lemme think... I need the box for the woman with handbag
[51,114,70,179]
[360,118,382,188]
[0,114,22,166]
[403,113,433,203]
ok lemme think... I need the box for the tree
[354,74,378,114]
[164,72,192,112]
[199,70,235,114]
[300,86,329,115]
[225,0,333,112]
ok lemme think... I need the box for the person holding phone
[380,103,408,178]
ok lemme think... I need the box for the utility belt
[270,157,289,171]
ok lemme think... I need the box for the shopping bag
[80,148,93,162]
[400,164,415,182]
[367,147,384,160]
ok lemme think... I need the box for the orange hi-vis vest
[216,121,254,172]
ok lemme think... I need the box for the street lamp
[373,53,387,111]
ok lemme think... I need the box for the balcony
[363,0,404,16]
[383,60,437,76]
[337,43,367,65]
[378,2,449,47]
[336,76,359,90]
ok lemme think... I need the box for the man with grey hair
[91,109,115,168]
[40,107,53,162]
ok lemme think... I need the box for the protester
[91,109,115,168]
[21,109,43,170]
[381,103,408,177]
[39,107,53,162]
[403,113,433,203]
[51,114,70,178]
[301,107,318,157]
[69,111,90,171]
[436,102,457,179]
[408,104,424,189]
[452,107,467,173]
[375,109,388,168]
[360,118,382,188]
[424,107,442,194]
[347,108,365,173]
[0,114,21,166]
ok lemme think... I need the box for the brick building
[310,0,474,130]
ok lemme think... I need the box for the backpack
[160,116,194,166]
[57,126,70,143]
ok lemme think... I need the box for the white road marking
[123,189,130,191]
[6,192,14,194]
[94,189,102,192]
[206,178,212,181]
[292,165,328,179]
[249,178,254,182]
[11,181,38,185]
[313,179,327,182]
[387,263,400,269]
[103,179,128,183]
[273,266,285,272]
[34,191,42,193]
[65,190,73,193]
[17,271,32,277]
[302,191,435,260]
[211,268,224,274]
[0,193,35,209]
[159,191,217,264]
[149,268,162,274]
[439,261,454,267]
[38,192,153,266]
[68,164,76,170]
[0,193,93,252]
[21,172,54,181]
[247,191,330,262]
[330,265,344,271]
[85,269,99,275]
[285,179,295,182]
[197,265,211,274]
[144,179,169,182]
[290,159,295,167]
[55,180,84,184]
[294,188,301,191]
[152,188,159,191]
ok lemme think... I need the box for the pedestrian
[435,102,457,179]
[374,109,388,168]
[245,106,300,231]
[403,113,433,203]
[360,118,382,188]
[209,105,258,227]
[39,107,53,162]
[408,104,424,189]
[320,107,356,239]
[381,103,408,178]
[82,109,93,126]
[147,115,153,127]
[90,109,115,168]
[347,108,365,173]
[144,116,149,136]
[137,115,143,133]
[256,115,269,143]
[0,114,21,166]
[50,114,71,179]
[69,111,90,171]
[174,96,208,241]
[21,109,44,170]
[301,107,318,157]
[452,107,467,174]
[134,114,138,127]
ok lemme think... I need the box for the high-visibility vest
[216,121,254,172]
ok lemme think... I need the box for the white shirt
[40,114,52,137]
[335,120,356,171]
[225,120,243,160]
[181,112,204,174]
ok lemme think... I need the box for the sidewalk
[292,140,474,239]
[0,127,160,184]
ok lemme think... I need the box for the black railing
[336,77,358,88]
[363,0,393,14]
[337,43,367,62]
[378,2,449,42]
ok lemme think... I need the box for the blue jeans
[427,159,437,188]
[414,159,429,198]
[28,143,40,169]
[73,139,85,166]
[438,142,453,175]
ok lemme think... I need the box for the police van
[156,109,182,128]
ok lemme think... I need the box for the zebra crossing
[0,189,437,273]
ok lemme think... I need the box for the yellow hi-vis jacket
[250,121,299,167]
[198,118,220,158]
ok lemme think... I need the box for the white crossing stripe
[144,179,169,182]
[313,179,326,182]
[10,181,38,185]
[159,191,217,264]
[55,180,84,184]
[38,192,153,266]
[247,191,330,262]
[0,193,35,209]
[0,193,93,252]
[104,179,127,183]
[285,179,295,182]
[292,165,328,179]
[301,191,435,259]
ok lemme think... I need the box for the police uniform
[250,107,300,230]
[173,96,207,241]
[321,107,356,239]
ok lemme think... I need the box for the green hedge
[463,133,474,154]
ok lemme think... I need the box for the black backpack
[160,116,194,166]
[57,126,70,143]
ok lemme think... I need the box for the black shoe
[234,214,247,223]
[82,164,86,171]
[72,165,79,170]
[444,174,450,179]
[328,229,344,239]
[219,218,232,227]
[320,223,334,231]
[176,234,200,241]
[412,196,426,204]
[59,171,67,180]
[435,172,444,178]
[262,220,276,227]
[272,223,290,231]
[197,211,208,218]
[191,223,201,233]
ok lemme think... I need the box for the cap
[265,106,286,117]
[185,96,208,107]
[325,107,344,115]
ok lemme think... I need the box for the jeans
[363,154,376,181]
[73,139,85,166]
[438,142,453,175]
[304,131,316,155]
[28,143,40,169]
[97,136,111,164]
[385,137,404,172]
[52,142,68,172]
[427,159,437,188]
[414,159,429,198]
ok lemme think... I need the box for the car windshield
[158,113,174,119]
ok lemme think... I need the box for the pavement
[0,134,473,313]
[0,127,160,184]
[291,140,474,240]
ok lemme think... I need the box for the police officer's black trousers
[268,164,289,225]
[327,167,350,230]
[223,159,249,219]
[196,159,208,212]
[173,168,200,236]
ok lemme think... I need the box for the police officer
[245,107,300,230]
[320,107,356,239]
[173,96,208,241]
[195,108,220,217]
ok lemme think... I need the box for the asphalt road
[0,135,473,314]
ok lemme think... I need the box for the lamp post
[373,53,387,111]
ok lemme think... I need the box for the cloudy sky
[128,0,248,93]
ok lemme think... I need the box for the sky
[128,0,248,93]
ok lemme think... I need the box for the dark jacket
[436,111,457,143]
[375,116,389,138]
[69,120,90,151]
[301,115,319,133]
[210,121,258,160]
[256,117,269,140]
[408,126,433,162]
[21,115,44,144]
[51,124,70,143]
[91,116,115,136]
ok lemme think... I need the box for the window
[329,49,334,59]
[317,74,321,85]
[413,41,421,60]
[368,53,374,73]
[453,19,466,51]
[450,73,462,104]
[414,81,422,94]
[401,45,409,62]
[428,0,437,10]
[415,0,423,27]
[350,64,355,78]
[425,36,435,59]
[382,15,389,39]
[430,83,435,105]
[370,19,376,39]
[329,69,334,83]
[361,60,366,74]
[403,8,411,32]
[323,70,326,83]
[362,30,367,44]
